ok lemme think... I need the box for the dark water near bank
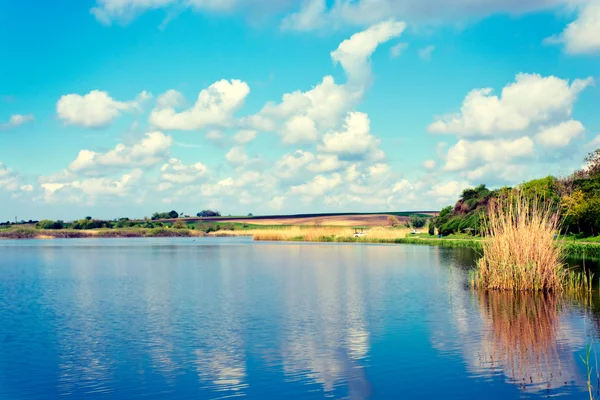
[1,238,600,399]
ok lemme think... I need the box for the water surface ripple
[0,238,596,399]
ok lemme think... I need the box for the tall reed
[471,191,590,292]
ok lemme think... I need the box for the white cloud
[429,73,593,137]
[225,146,247,165]
[0,163,19,192]
[307,154,343,173]
[331,19,406,85]
[319,112,382,160]
[268,196,285,210]
[392,179,413,193]
[75,169,143,196]
[427,180,471,201]
[289,173,343,197]
[156,89,186,108]
[275,150,315,179]
[68,131,172,173]
[149,79,250,130]
[390,42,408,58]
[57,90,151,128]
[418,45,435,61]
[535,120,585,148]
[545,2,600,55]
[1,114,34,130]
[233,130,257,144]
[281,0,564,31]
[41,169,144,202]
[423,160,436,170]
[281,115,318,144]
[160,158,208,183]
[444,137,535,171]
[244,21,404,144]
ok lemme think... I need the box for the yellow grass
[472,191,590,292]
[208,226,411,241]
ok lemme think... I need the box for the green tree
[410,215,427,228]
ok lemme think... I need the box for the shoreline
[3,229,600,258]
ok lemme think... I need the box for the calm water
[0,238,599,399]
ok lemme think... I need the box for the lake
[0,237,598,399]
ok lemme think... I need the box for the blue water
[0,238,596,399]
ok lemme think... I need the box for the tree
[168,210,179,219]
[248,213,253,217]
[428,219,436,235]
[410,215,427,229]
[387,216,400,227]
[584,149,600,178]
[197,210,221,217]
[85,216,92,221]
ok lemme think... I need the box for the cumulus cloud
[233,130,257,144]
[160,158,208,184]
[149,79,250,130]
[307,154,343,173]
[423,160,436,170]
[428,73,593,137]
[0,163,20,192]
[289,173,343,197]
[535,120,585,148]
[1,114,34,130]
[68,131,172,173]
[331,20,406,85]
[280,115,318,144]
[57,90,151,128]
[156,89,186,108]
[443,137,535,172]
[243,20,404,144]
[275,150,315,179]
[281,0,565,31]
[427,180,471,202]
[318,112,383,161]
[41,169,144,202]
[545,2,600,55]
[225,146,248,165]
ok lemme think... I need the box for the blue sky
[1,0,600,221]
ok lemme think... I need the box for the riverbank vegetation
[468,192,591,292]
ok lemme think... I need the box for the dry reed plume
[472,191,590,292]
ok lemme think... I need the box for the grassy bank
[0,227,206,239]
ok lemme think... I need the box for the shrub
[387,216,400,227]
[36,220,64,230]
[172,221,187,229]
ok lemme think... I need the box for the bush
[172,221,187,229]
[36,220,64,230]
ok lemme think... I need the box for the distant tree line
[197,210,221,217]
[151,210,180,220]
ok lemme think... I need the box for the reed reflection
[474,290,583,392]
